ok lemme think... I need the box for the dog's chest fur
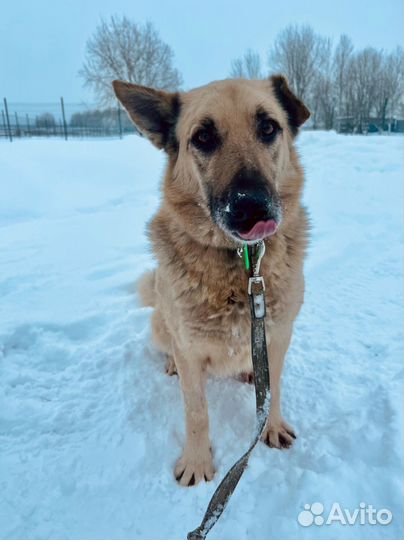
[150,208,306,374]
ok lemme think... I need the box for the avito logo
[297,502,393,527]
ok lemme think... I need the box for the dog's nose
[212,167,281,241]
[227,179,273,228]
[229,191,269,228]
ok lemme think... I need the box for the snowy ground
[0,132,402,540]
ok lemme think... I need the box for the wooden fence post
[60,97,68,140]
[3,98,12,142]
[15,112,21,137]
[1,110,7,139]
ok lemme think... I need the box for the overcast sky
[1,0,403,103]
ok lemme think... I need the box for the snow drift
[0,131,402,539]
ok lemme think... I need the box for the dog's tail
[137,270,156,307]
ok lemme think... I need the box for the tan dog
[113,76,310,486]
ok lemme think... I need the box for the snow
[0,132,402,540]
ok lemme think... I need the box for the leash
[187,241,271,540]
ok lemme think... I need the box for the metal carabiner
[251,240,265,277]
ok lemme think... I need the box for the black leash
[187,242,271,540]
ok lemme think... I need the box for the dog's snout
[210,168,282,241]
[228,190,270,229]
[227,169,274,227]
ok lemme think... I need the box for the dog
[113,75,310,486]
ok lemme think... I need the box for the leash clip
[251,240,265,277]
[247,241,266,319]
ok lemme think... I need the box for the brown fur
[113,76,310,486]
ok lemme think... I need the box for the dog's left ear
[112,80,181,151]
[270,75,310,135]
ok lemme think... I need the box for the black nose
[210,167,279,235]
[226,187,271,233]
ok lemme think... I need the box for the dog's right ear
[112,80,181,151]
[270,75,310,135]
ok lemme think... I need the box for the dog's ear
[270,75,310,135]
[112,80,181,151]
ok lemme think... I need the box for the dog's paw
[174,447,215,486]
[165,355,178,376]
[261,418,297,449]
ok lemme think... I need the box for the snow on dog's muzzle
[210,167,281,242]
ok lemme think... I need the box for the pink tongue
[239,219,277,241]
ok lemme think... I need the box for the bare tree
[345,48,383,132]
[374,47,403,128]
[313,44,336,130]
[268,24,328,101]
[309,37,334,128]
[35,113,56,128]
[229,49,263,79]
[333,34,354,120]
[79,16,183,106]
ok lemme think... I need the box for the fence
[1,98,137,141]
[336,116,404,134]
[3,98,403,141]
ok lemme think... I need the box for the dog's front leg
[173,341,215,486]
[262,322,297,449]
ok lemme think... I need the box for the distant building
[337,116,404,134]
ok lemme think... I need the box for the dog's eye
[196,129,210,143]
[257,119,279,143]
[261,121,274,136]
[191,125,220,153]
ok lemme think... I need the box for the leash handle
[187,243,270,540]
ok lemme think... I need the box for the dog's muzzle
[212,168,281,242]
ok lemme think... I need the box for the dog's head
[113,77,309,246]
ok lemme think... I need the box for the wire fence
[1,98,137,141]
[2,98,403,142]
